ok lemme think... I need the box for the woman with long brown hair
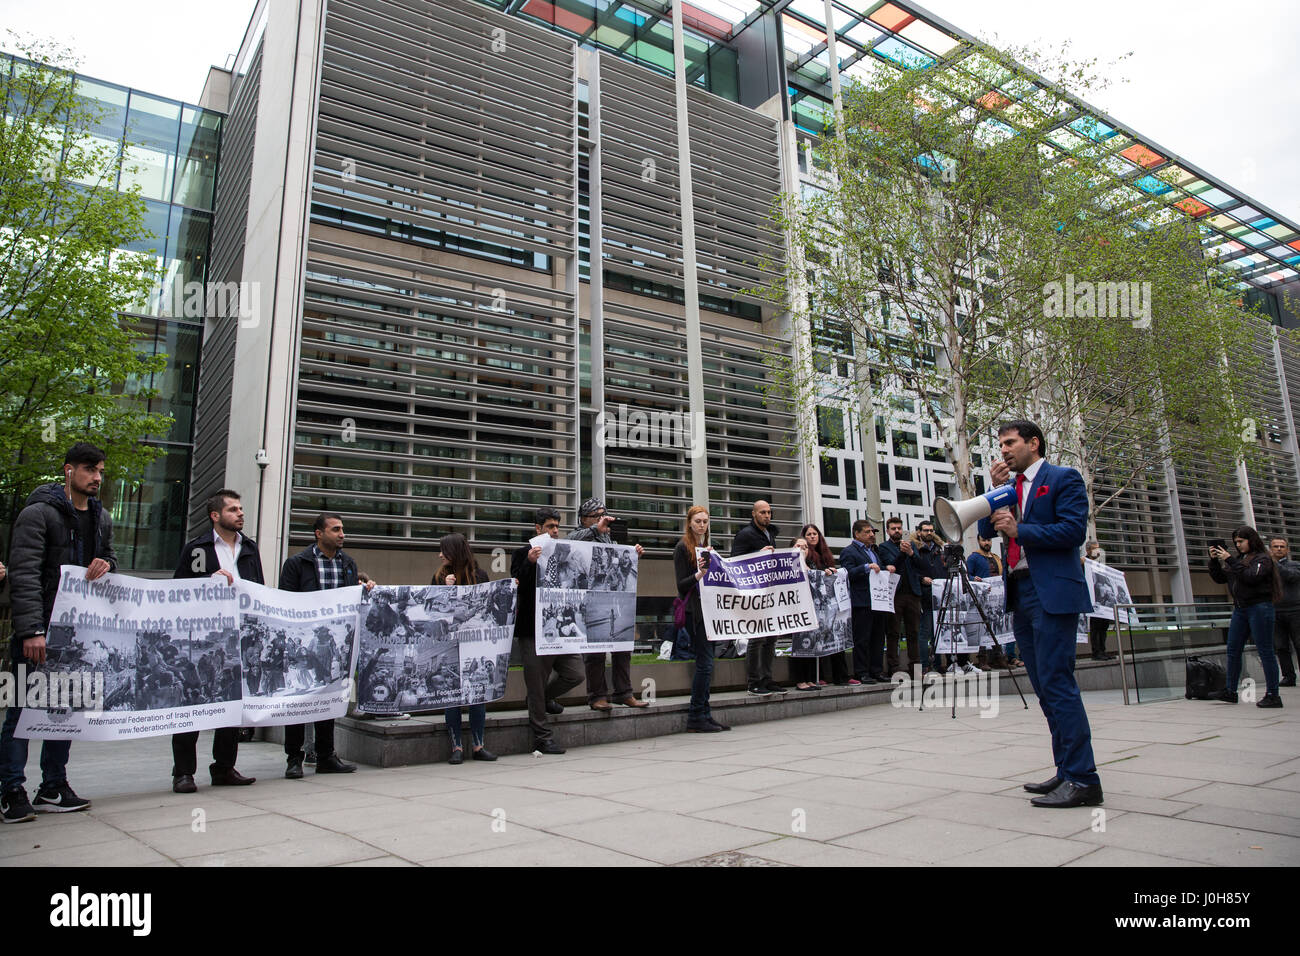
[674,506,729,732]
[800,523,853,686]
[432,533,499,761]
[1209,526,1283,708]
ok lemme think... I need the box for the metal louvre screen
[296,0,580,550]
[1244,326,1300,544]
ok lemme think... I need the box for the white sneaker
[961,662,980,675]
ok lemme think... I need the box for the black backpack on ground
[1185,656,1227,699]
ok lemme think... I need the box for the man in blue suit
[840,519,888,683]
[978,420,1102,809]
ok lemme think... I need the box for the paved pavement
[2,688,1297,866]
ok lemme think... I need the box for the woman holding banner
[790,537,827,691]
[800,523,853,687]
[432,534,499,763]
[675,507,729,733]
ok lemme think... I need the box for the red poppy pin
[1035,485,1050,498]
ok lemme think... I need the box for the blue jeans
[1,647,71,793]
[1226,603,1279,696]
[688,619,715,723]
[444,704,486,750]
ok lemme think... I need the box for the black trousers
[171,728,239,777]
[584,650,632,702]
[285,720,335,760]
[852,607,887,679]
[1089,616,1111,657]
[1275,610,1299,682]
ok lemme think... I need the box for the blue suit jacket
[977,460,1092,616]
[839,540,881,608]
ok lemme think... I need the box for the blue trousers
[444,704,486,750]
[1012,577,1099,787]
[1226,603,1279,696]
[688,617,715,723]
[1,645,71,793]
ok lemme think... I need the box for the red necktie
[1007,473,1026,570]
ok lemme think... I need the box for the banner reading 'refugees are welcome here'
[697,549,818,642]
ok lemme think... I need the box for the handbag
[672,583,697,631]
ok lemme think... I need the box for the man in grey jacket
[2,443,115,823]
[1269,537,1300,687]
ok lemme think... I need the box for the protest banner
[931,577,1015,653]
[354,580,516,714]
[535,538,638,654]
[698,548,817,642]
[15,568,240,741]
[869,569,900,613]
[791,568,852,657]
[236,581,363,725]
[1085,558,1138,626]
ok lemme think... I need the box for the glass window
[817,406,845,448]
[101,444,192,571]
[846,459,858,499]
[898,490,923,506]
[121,91,180,202]
[878,462,890,491]
[823,507,851,539]
[820,456,839,486]
[173,107,220,210]
[892,429,918,459]
[160,207,211,315]
[895,464,914,482]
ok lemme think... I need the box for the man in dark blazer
[839,519,888,683]
[170,488,262,793]
[279,513,362,778]
[978,420,1102,809]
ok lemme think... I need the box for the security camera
[255,449,269,469]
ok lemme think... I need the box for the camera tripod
[929,545,1028,718]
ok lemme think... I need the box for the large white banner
[15,568,241,741]
[869,569,901,613]
[354,581,516,714]
[792,568,852,657]
[535,538,638,655]
[237,581,363,726]
[699,548,817,642]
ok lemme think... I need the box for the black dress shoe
[708,719,731,732]
[534,739,566,754]
[1280,678,1297,688]
[210,768,256,786]
[472,748,498,761]
[1023,775,1062,795]
[449,748,464,765]
[285,755,304,779]
[315,753,356,774]
[686,721,724,732]
[545,698,564,715]
[1030,780,1104,808]
[172,774,197,794]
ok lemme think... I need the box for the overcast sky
[2,0,1297,220]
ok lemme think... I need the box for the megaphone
[934,484,1018,542]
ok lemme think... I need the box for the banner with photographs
[930,577,1015,653]
[535,539,639,655]
[792,568,852,657]
[236,581,364,726]
[15,568,241,741]
[354,581,517,713]
[699,548,817,642]
[1085,559,1138,626]
[869,569,901,613]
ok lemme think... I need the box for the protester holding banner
[571,498,648,711]
[168,489,262,794]
[2,443,111,823]
[512,508,583,754]
[433,534,499,763]
[788,538,821,691]
[839,520,888,684]
[278,513,362,777]
[675,506,729,732]
[1081,543,1114,661]
[878,517,918,676]
[800,524,851,685]
[732,500,784,696]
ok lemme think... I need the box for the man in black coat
[731,499,784,695]
[2,443,114,822]
[279,513,362,777]
[169,488,263,793]
[513,507,585,753]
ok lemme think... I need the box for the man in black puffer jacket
[2,443,116,823]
